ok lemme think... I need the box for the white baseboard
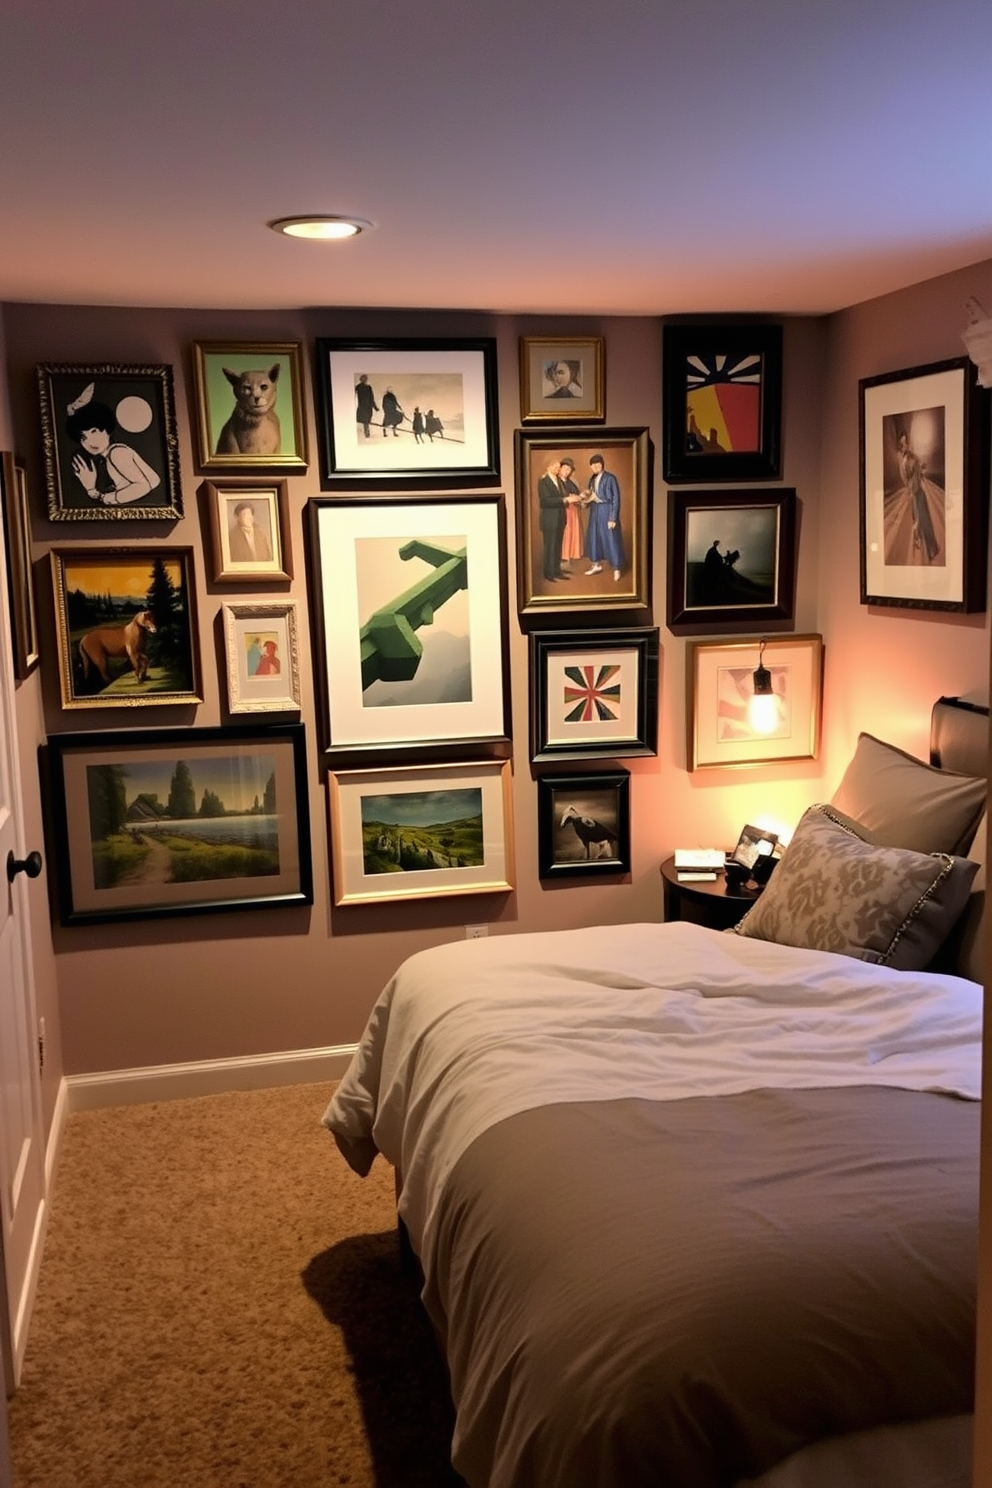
[63,1044,359,1113]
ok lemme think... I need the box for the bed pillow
[830,732,986,856]
[931,810,986,984]
[732,804,978,970]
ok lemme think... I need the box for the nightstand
[660,855,759,932]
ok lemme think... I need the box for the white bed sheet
[323,920,982,1266]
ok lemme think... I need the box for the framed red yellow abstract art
[662,322,782,484]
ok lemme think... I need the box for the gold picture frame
[202,478,293,583]
[192,341,309,473]
[222,600,301,715]
[519,336,605,422]
[687,633,823,771]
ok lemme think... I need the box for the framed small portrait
[519,336,605,422]
[1,452,40,678]
[314,337,499,486]
[37,362,183,521]
[686,633,823,771]
[537,770,631,879]
[667,488,797,631]
[42,723,312,925]
[50,546,202,709]
[222,601,301,715]
[529,628,659,762]
[662,322,782,483]
[514,427,651,615]
[307,494,511,763]
[328,759,514,906]
[859,356,988,611]
[192,341,309,473]
[202,478,293,583]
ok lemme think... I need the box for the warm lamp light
[748,639,778,735]
[268,215,372,240]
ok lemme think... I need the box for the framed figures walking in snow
[859,357,988,612]
[315,338,500,486]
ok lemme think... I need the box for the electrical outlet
[464,924,489,940]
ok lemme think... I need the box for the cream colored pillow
[733,805,979,970]
[830,732,986,856]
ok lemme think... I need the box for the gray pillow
[830,732,986,856]
[732,804,979,970]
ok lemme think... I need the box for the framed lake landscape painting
[859,356,988,611]
[37,362,183,521]
[328,759,514,906]
[662,322,782,483]
[50,546,201,709]
[315,337,499,485]
[667,488,797,631]
[307,495,511,763]
[43,724,312,925]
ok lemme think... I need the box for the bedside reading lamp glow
[747,639,778,735]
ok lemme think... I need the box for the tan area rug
[8,1082,461,1487]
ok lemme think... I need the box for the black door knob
[6,849,43,884]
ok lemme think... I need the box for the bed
[323,695,989,1488]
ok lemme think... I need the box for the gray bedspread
[422,1084,978,1488]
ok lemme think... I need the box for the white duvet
[323,920,982,1268]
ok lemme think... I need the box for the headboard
[930,695,990,781]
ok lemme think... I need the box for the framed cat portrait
[192,341,310,473]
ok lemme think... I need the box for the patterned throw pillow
[732,805,979,970]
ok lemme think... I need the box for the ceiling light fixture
[269,215,372,241]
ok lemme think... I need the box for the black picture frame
[667,487,797,631]
[662,322,782,484]
[42,723,313,926]
[859,356,989,612]
[314,337,500,487]
[529,628,659,762]
[537,770,631,879]
[307,493,512,764]
[37,362,184,521]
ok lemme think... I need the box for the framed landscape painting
[514,427,651,615]
[859,356,988,611]
[37,362,183,521]
[328,759,514,905]
[50,546,201,709]
[315,337,499,485]
[307,494,511,763]
[662,322,782,483]
[667,488,797,631]
[43,724,312,925]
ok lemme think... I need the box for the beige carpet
[7,1082,462,1488]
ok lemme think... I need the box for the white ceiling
[2,0,992,318]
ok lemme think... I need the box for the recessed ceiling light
[269,215,372,241]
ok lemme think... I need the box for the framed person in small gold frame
[202,478,293,583]
[519,337,605,422]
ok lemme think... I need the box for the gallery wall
[1,270,989,1094]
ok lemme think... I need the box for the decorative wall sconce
[961,297,992,388]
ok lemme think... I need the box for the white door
[0,501,45,1389]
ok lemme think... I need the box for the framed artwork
[1,452,40,679]
[687,633,823,771]
[328,759,514,906]
[307,494,511,763]
[201,477,293,582]
[50,546,202,709]
[191,341,309,473]
[529,628,659,762]
[519,336,605,422]
[537,770,631,879]
[662,322,782,483]
[859,356,988,611]
[37,362,183,521]
[667,487,797,631]
[222,600,301,715]
[43,724,312,925]
[314,337,499,485]
[514,427,651,614]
